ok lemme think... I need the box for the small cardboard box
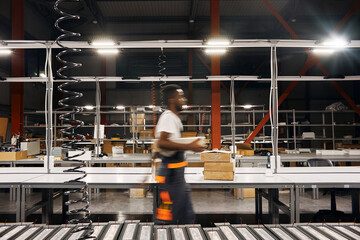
[234,188,255,198]
[182,132,197,138]
[204,162,234,171]
[203,171,234,181]
[238,150,254,156]
[130,188,145,198]
[0,151,28,161]
[201,151,231,162]
[103,140,125,154]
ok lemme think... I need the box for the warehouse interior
[0,0,360,239]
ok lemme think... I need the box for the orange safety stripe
[156,208,173,221]
[160,191,173,204]
[167,161,188,169]
[155,175,165,183]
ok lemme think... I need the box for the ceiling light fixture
[97,49,119,55]
[91,40,116,46]
[206,38,231,46]
[243,105,253,109]
[84,105,95,110]
[0,49,12,55]
[116,105,125,110]
[312,48,335,55]
[204,48,227,55]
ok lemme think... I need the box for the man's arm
[158,132,205,152]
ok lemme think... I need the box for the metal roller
[246,225,278,240]
[185,224,207,240]
[28,226,60,240]
[118,220,140,240]
[297,225,332,240]
[46,225,75,240]
[169,225,189,240]
[203,227,227,240]
[136,223,154,240]
[263,225,295,240]
[98,223,123,240]
[215,223,240,240]
[0,225,29,240]
[329,225,360,239]
[231,225,258,240]
[12,225,42,240]
[154,225,170,240]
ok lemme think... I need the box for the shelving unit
[24,107,359,152]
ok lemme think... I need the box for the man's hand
[186,138,206,152]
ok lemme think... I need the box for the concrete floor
[0,188,353,216]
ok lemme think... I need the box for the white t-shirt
[155,110,183,156]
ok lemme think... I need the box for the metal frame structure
[2,38,360,173]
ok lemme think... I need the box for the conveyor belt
[1,222,359,240]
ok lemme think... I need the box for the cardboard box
[0,151,28,161]
[21,141,40,156]
[203,171,234,181]
[130,110,145,132]
[130,188,145,198]
[234,188,255,198]
[139,130,154,140]
[183,132,197,138]
[103,140,125,154]
[201,151,231,162]
[237,150,254,156]
[204,162,234,171]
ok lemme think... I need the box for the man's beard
[176,104,183,112]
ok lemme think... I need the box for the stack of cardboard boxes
[201,151,234,180]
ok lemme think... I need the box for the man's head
[162,84,187,112]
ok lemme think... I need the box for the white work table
[1,167,359,225]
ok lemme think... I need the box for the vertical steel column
[95,78,101,157]
[11,0,25,136]
[271,46,279,171]
[210,0,221,149]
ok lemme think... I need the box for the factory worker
[154,84,205,224]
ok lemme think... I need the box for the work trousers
[154,152,195,225]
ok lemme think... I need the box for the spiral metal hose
[158,48,167,107]
[54,0,94,238]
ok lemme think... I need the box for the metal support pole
[95,78,101,157]
[45,46,53,173]
[270,46,279,172]
[210,0,221,150]
[230,78,236,159]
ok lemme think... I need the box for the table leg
[268,189,279,224]
[42,189,51,224]
[20,185,26,222]
[290,187,295,224]
[153,185,159,221]
[16,185,21,222]
[255,188,259,220]
[351,189,359,220]
[62,189,69,224]
[295,186,300,223]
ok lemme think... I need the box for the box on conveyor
[204,161,234,172]
[200,151,231,162]
[203,171,234,181]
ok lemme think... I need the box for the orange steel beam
[11,0,25,136]
[246,0,359,143]
[210,0,221,149]
[245,81,299,143]
[332,82,360,116]
[194,50,211,72]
